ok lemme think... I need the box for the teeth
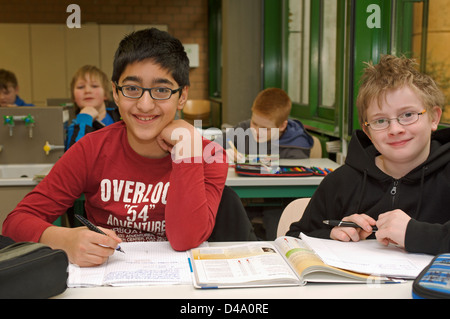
[136,115,156,121]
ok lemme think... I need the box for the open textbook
[189,234,434,289]
[67,241,192,287]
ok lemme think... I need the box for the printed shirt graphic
[3,121,228,247]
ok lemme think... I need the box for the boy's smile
[113,59,188,158]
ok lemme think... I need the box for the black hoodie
[287,128,450,255]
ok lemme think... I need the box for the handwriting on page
[104,261,185,283]
[68,242,192,287]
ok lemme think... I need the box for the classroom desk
[55,241,413,300]
[225,158,340,198]
[56,280,413,299]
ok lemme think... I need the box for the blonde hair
[70,65,111,112]
[356,55,445,127]
[251,88,292,127]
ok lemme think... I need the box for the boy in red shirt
[2,28,228,267]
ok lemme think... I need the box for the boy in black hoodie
[287,55,450,255]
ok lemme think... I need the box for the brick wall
[0,0,209,99]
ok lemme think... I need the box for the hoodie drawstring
[415,166,427,216]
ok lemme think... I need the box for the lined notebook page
[68,241,193,287]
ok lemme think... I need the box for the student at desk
[65,65,121,150]
[2,28,228,267]
[227,88,314,240]
[287,55,450,255]
[0,69,34,107]
[226,88,313,160]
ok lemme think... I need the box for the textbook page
[68,241,192,287]
[300,233,434,279]
[190,242,300,288]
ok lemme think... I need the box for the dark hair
[111,28,190,88]
[0,69,18,90]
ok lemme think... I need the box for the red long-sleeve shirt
[2,121,228,251]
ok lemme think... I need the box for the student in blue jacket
[287,55,450,255]
[65,65,121,149]
[0,69,34,107]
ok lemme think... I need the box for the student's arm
[65,108,99,149]
[402,217,450,255]
[286,181,335,239]
[286,166,359,239]
[157,120,228,251]
[2,140,120,266]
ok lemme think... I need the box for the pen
[323,219,378,232]
[75,214,125,253]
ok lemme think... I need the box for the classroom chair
[276,198,311,237]
[310,135,322,158]
[208,186,258,242]
[182,99,212,128]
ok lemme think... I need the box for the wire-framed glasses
[115,82,182,100]
[364,109,427,131]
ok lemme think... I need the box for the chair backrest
[182,99,211,127]
[208,186,257,242]
[276,198,311,237]
[310,135,322,158]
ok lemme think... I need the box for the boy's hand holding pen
[75,214,125,253]
[226,139,245,163]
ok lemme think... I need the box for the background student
[2,28,228,267]
[227,88,314,240]
[66,65,121,149]
[0,69,34,107]
[287,55,450,255]
[227,87,313,160]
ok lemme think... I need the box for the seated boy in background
[287,55,450,255]
[66,65,121,150]
[227,88,314,240]
[0,69,34,107]
[227,87,313,160]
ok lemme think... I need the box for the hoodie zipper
[390,180,399,207]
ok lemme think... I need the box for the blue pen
[75,214,125,253]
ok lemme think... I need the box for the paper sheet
[300,233,434,278]
[68,241,192,287]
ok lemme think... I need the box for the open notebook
[67,241,192,287]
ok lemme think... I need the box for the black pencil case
[235,164,329,177]
[412,253,450,299]
[0,236,69,299]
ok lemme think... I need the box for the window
[284,0,342,135]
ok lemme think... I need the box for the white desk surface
[225,158,340,187]
[56,280,413,299]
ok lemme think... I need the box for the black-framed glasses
[364,110,427,131]
[115,82,182,100]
